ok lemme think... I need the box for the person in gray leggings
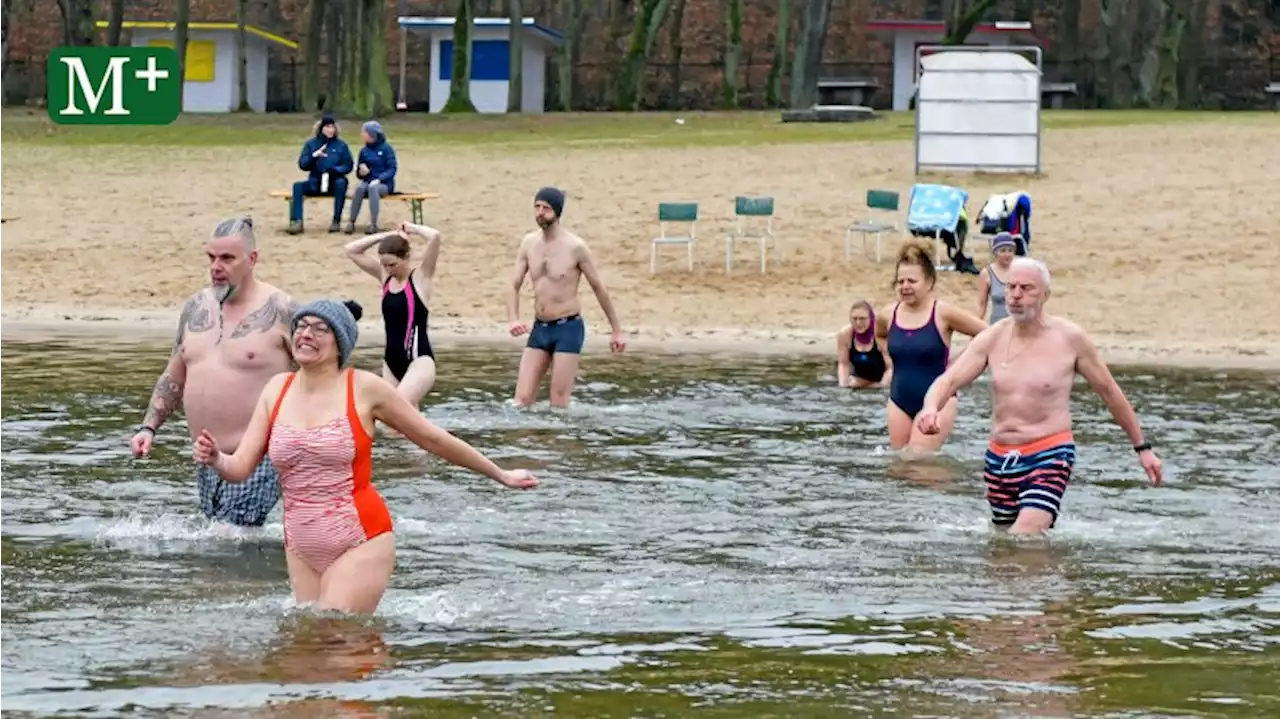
[345,120,399,234]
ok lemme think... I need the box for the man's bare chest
[529,249,577,282]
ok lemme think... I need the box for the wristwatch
[1133,442,1152,453]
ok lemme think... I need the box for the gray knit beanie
[362,120,383,140]
[293,299,363,368]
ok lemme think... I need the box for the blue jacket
[356,132,397,194]
[297,134,353,182]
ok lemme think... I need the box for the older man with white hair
[129,217,298,526]
[915,257,1164,534]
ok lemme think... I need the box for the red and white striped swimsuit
[267,369,393,573]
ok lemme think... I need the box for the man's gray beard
[213,284,236,304]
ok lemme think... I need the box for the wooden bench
[817,78,880,107]
[268,190,440,224]
[1266,82,1280,111]
[1041,81,1079,109]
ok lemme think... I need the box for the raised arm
[835,327,854,388]
[506,240,530,325]
[577,242,622,334]
[407,223,442,291]
[343,230,395,281]
[202,377,281,483]
[368,374,537,489]
[920,327,996,417]
[976,267,991,320]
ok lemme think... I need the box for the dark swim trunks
[527,314,586,355]
[983,431,1077,527]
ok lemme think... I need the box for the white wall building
[397,16,563,114]
[866,19,1041,112]
[96,20,297,113]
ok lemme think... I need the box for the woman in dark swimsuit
[875,241,987,451]
[836,299,891,388]
[343,222,442,406]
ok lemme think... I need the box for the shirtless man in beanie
[505,187,626,408]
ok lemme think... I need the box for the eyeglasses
[294,319,332,336]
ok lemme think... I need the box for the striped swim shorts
[983,430,1077,527]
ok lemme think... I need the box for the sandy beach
[4,118,1279,371]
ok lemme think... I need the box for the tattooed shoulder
[173,291,214,351]
[229,292,294,339]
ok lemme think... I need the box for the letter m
[59,56,130,116]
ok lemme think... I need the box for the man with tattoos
[129,217,298,527]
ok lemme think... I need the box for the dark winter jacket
[356,131,398,194]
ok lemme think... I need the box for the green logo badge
[47,46,181,125]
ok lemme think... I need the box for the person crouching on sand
[836,299,891,388]
[192,298,538,614]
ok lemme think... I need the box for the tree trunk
[175,0,190,108]
[765,0,790,107]
[1152,0,1184,108]
[616,0,671,110]
[602,0,631,108]
[942,0,999,45]
[1175,0,1204,107]
[507,0,523,112]
[301,0,326,112]
[236,0,251,111]
[56,0,96,46]
[2,0,9,99]
[1096,0,1135,108]
[788,0,831,109]
[720,0,742,108]
[556,0,588,110]
[666,0,686,107]
[325,0,339,110]
[442,0,477,112]
[106,0,124,46]
[364,0,393,115]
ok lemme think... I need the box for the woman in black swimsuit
[836,299,891,388]
[343,222,442,406]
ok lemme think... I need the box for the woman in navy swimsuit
[836,299,892,388]
[875,241,987,451]
[343,222,442,406]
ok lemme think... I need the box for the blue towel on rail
[907,184,968,235]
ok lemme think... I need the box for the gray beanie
[293,299,362,368]
[362,120,383,139]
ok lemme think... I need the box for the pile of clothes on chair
[976,191,1032,255]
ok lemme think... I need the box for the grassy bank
[4,107,1272,150]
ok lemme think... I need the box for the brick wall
[5,0,1275,109]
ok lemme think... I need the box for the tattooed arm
[141,293,207,432]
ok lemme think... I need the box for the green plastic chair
[651,202,699,274]
[844,189,901,263]
[724,195,776,273]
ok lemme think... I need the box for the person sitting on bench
[288,113,354,235]
[345,121,399,235]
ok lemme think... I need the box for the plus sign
[134,56,170,93]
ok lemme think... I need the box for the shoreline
[3,309,1278,373]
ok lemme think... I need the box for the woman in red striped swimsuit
[192,298,538,614]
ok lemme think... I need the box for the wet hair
[1011,256,1052,291]
[895,240,936,287]
[377,234,410,258]
[211,215,256,250]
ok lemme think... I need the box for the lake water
[2,338,1278,718]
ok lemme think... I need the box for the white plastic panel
[914,47,1043,174]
